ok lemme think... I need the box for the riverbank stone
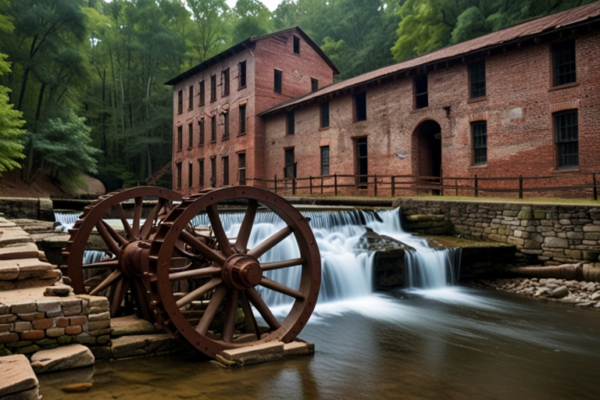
[0,354,39,399]
[30,344,94,374]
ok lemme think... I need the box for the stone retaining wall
[394,199,600,267]
[0,198,53,221]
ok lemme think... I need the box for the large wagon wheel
[63,187,182,319]
[147,187,321,358]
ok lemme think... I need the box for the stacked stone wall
[0,198,53,221]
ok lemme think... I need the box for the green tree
[231,0,271,44]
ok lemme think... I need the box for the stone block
[517,209,532,220]
[0,355,39,398]
[111,335,149,359]
[89,328,111,337]
[583,225,600,232]
[88,320,110,331]
[88,312,109,322]
[56,317,69,327]
[30,344,95,374]
[36,300,61,313]
[16,345,40,355]
[0,323,13,333]
[0,265,19,281]
[57,336,73,345]
[283,341,313,357]
[31,318,53,331]
[10,302,36,314]
[0,332,19,344]
[17,312,45,321]
[46,328,64,338]
[0,304,8,314]
[567,232,584,239]
[97,335,111,345]
[65,326,82,335]
[20,330,45,340]
[220,342,284,365]
[533,211,546,219]
[544,237,569,249]
[35,339,56,347]
[74,334,96,345]
[14,321,32,333]
[62,305,82,316]
[507,237,524,246]
[69,316,87,326]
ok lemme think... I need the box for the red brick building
[169,3,600,197]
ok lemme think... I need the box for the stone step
[0,354,40,399]
[0,243,40,261]
[30,344,94,374]
[215,340,314,367]
[0,227,33,248]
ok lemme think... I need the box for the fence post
[519,175,523,199]
[310,176,313,195]
[374,175,378,197]
[334,174,338,196]
[474,175,478,197]
[274,175,277,194]
[594,172,598,201]
[293,178,296,196]
[392,176,395,197]
[321,177,324,194]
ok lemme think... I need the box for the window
[223,112,229,139]
[211,115,216,142]
[321,146,330,175]
[553,40,576,87]
[176,162,182,189]
[210,75,216,101]
[274,69,282,94]
[239,61,247,88]
[188,85,194,110]
[287,111,295,135]
[285,148,295,178]
[320,102,329,128]
[222,68,230,96]
[311,78,319,92]
[555,110,578,168]
[188,123,193,149]
[293,35,300,54]
[469,61,486,99]
[239,105,246,135]
[210,157,216,187]
[199,80,205,106]
[177,90,183,114]
[471,121,487,165]
[356,138,367,188]
[177,126,182,152]
[188,162,193,188]
[354,92,367,122]
[199,159,204,187]
[414,75,428,109]
[238,153,246,185]
[222,156,229,185]
[199,119,204,146]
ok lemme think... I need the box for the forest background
[0,0,594,194]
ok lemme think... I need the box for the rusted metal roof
[165,27,339,86]
[260,2,600,116]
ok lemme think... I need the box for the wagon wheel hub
[222,254,262,290]
[120,240,151,279]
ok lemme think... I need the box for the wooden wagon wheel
[147,187,321,358]
[63,187,182,319]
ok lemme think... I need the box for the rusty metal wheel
[147,186,321,358]
[63,187,182,318]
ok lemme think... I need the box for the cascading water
[54,212,81,232]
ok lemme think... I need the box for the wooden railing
[246,171,600,200]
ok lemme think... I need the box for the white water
[54,212,81,232]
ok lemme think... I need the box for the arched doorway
[413,120,442,178]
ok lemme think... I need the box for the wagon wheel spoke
[260,277,305,300]
[176,277,222,309]
[261,258,305,272]
[140,198,167,239]
[206,204,233,257]
[246,287,281,330]
[133,280,151,321]
[240,291,261,340]
[113,204,134,240]
[222,290,239,343]
[100,220,128,246]
[95,220,122,257]
[132,196,143,238]
[248,226,293,259]
[235,200,258,254]
[82,259,119,269]
[169,266,221,282]
[89,269,122,296]
[180,230,225,265]
[196,284,228,335]
[110,277,130,317]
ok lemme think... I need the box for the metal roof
[260,2,600,116]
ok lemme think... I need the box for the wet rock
[111,315,162,337]
[30,344,95,373]
[534,287,552,297]
[549,286,569,299]
[44,286,72,297]
[590,292,600,301]
[61,382,93,393]
[0,354,39,398]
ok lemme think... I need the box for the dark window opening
[553,40,576,87]
[222,68,230,96]
[285,148,296,178]
[223,112,229,139]
[321,146,330,176]
[199,159,204,187]
[311,78,318,92]
[239,105,246,135]
[188,123,193,149]
[287,111,295,135]
[211,116,216,142]
[239,61,247,88]
[356,138,367,188]
[321,102,329,128]
[188,85,194,110]
[199,119,204,146]
[210,75,216,101]
[354,92,367,122]
[177,90,182,114]
[176,162,182,189]
[188,163,193,188]
[177,126,182,152]
[469,61,486,99]
[414,75,428,109]
[274,70,282,94]
[238,153,246,185]
[293,35,300,54]
[222,156,229,186]
[210,157,216,187]
[555,110,578,168]
[472,121,487,165]
[199,81,205,106]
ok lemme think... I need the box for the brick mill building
[168,3,600,197]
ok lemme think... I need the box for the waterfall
[54,212,81,232]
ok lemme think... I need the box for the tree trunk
[509,264,584,280]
